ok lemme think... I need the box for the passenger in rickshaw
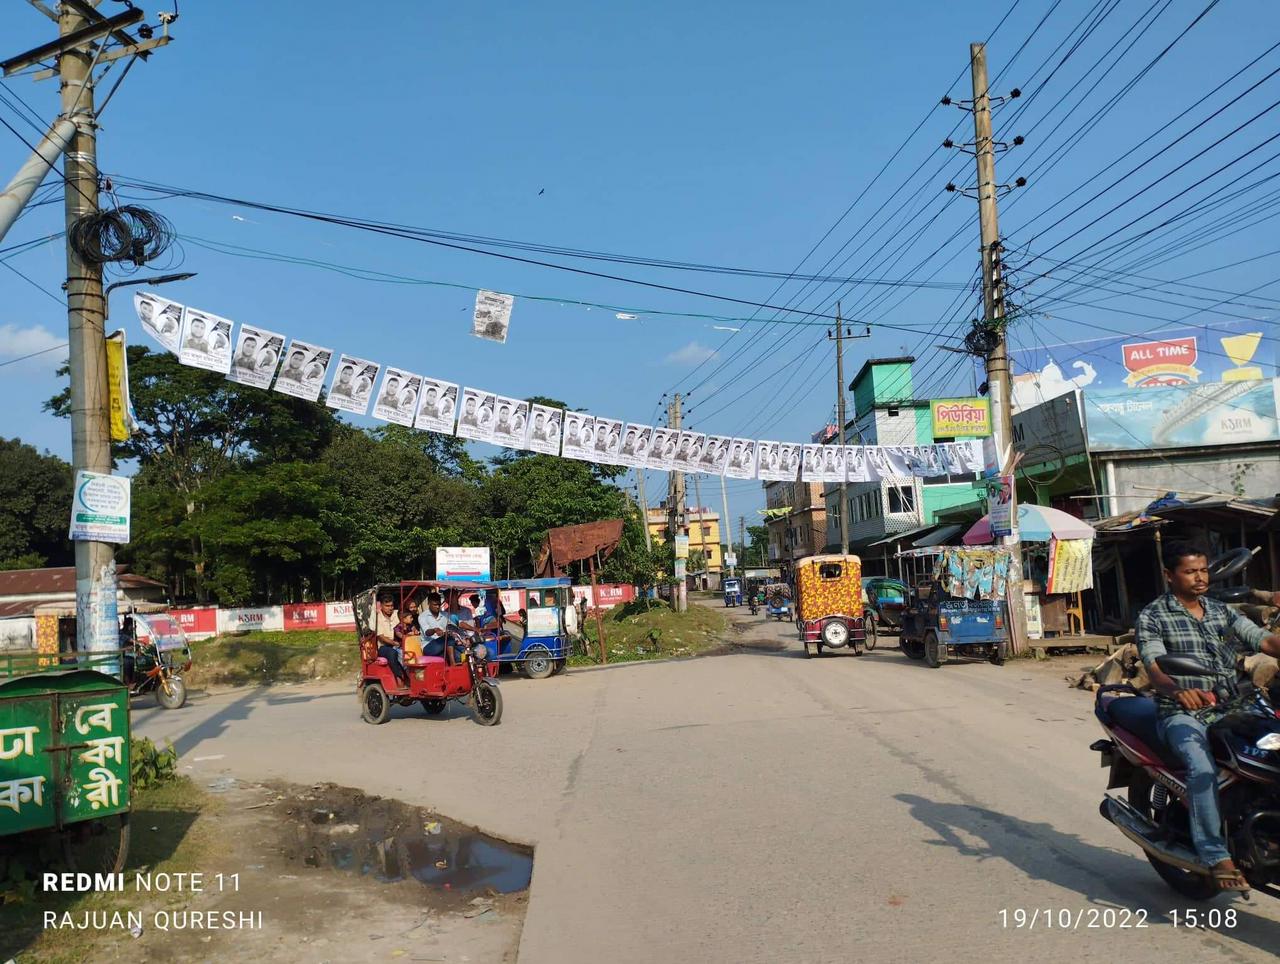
[394,609,423,662]
[418,592,452,664]
[375,595,411,688]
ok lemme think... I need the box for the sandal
[1211,864,1250,894]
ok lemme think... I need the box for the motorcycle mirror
[1155,654,1214,677]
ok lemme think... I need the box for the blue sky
[3,0,1279,521]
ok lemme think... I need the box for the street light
[104,271,197,301]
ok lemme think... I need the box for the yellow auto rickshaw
[794,554,867,658]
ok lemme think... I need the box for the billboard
[435,547,492,582]
[1083,377,1279,451]
[1012,391,1086,461]
[930,398,991,438]
[1009,321,1277,412]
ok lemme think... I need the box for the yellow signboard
[930,397,991,438]
[105,330,134,442]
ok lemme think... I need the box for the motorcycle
[124,637,188,709]
[749,594,759,616]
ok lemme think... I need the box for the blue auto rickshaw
[722,577,743,607]
[493,578,574,679]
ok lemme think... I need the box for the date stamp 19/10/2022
[999,907,1240,931]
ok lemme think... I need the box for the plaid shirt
[1136,593,1267,718]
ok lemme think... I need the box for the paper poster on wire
[590,416,624,464]
[724,439,757,479]
[473,290,514,343]
[524,403,563,454]
[326,355,379,415]
[619,424,653,468]
[372,367,423,426]
[756,441,793,481]
[696,435,730,475]
[673,432,706,474]
[647,427,678,469]
[492,396,530,448]
[227,323,285,390]
[178,307,233,373]
[134,291,184,355]
[273,339,333,402]
[456,387,497,441]
[413,378,459,434]
[561,412,595,460]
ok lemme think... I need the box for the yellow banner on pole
[105,330,134,442]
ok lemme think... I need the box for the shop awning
[912,523,964,548]
[864,524,947,549]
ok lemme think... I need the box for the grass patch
[0,777,212,963]
[575,600,729,665]
[188,629,356,688]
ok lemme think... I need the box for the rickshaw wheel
[156,675,187,709]
[923,632,944,669]
[863,615,878,652]
[421,698,447,715]
[552,659,568,676]
[61,813,130,876]
[803,641,815,659]
[522,647,554,680]
[989,644,1006,666]
[471,681,503,726]
[361,683,391,724]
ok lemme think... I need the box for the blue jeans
[377,644,409,685]
[1157,712,1230,865]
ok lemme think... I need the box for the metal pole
[636,467,652,551]
[835,302,849,556]
[970,42,1028,655]
[719,473,733,579]
[588,556,607,664]
[0,117,76,243]
[666,394,687,612]
[692,472,705,586]
[61,5,117,670]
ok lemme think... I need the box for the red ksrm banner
[283,603,325,631]
[170,607,218,638]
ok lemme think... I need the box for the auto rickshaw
[353,581,501,725]
[493,577,574,679]
[764,583,792,620]
[722,577,743,607]
[794,554,867,658]
[896,548,1009,668]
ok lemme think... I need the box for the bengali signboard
[435,547,492,582]
[68,471,131,544]
[930,397,992,438]
[1083,377,1280,452]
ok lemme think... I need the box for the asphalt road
[135,605,1280,963]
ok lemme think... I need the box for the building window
[888,485,915,514]
[702,524,712,537]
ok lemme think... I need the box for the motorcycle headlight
[1256,733,1280,751]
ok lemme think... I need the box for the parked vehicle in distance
[722,578,743,607]
[795,554,867,658]
[494,577,574,679]
[862,577,908,629]
[764,583,792,621]
[122,613,190,709]
[896,549,1008,668]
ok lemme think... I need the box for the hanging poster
[673,431,707,474]
[905,444,943,477]
[801,444,824,482]
[590,416,624,464]
[178,307,233,373]
[879,445,912,477]
[492,396,530,448]
[104,330,136,443]
[274,339,333,402]
[820,444,845,482]
[1047,537,1094,593]
[846,445,872,482]
[724,439,758,480]
[938,441,965,475]
[647,427,678,469]
[326,355,380,415]
[561,412,595,460]
[413,378,459,434]
[456,387,497,441]
[525,404,563,454]
[863,445,890,480]
[134,291,183,355]
[373,367,423,426]
[988,475,1016,537]
[68,471,130,544]
[619,424,653,468]
[473,290,514,343]
[699,435,731,475]
[956,438,985,473]
[227,323,285,390]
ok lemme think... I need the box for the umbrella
[962,505,1096,544]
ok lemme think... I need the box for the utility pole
[60,4,115,668]
[719,474,733,580]
[739,515,747,570]
[636,467,652,551]
[666,394,687,612]
[691,472,704,587]
[969,42,1028,656]
[830,303,850,555]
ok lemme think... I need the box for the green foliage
[745,524,770,567]
[0,438,73,569]
[131,737,178,789]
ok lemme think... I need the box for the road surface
[136,606,1280,963]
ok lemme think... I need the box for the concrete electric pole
[831,304,849,556]
[969,41,1028,656]
[666,394,687,612]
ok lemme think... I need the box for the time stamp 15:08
[999,908,1239,930]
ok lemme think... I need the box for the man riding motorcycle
[1136,541,1280,893]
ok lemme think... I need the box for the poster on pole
[68,471,131,544]
[273,339,333,402]
[372,367,423,426]
[492,396,530,448]
[413,378,459,434]
[227,323,285,390]
[472,290,514,343]
[134,291,184,355]
[435,546,492,582]
[524,404,563,454]
[988,475,1016,538]
[178,307,233,373]
[326,355,379,415]
[456,387,497,441]
[724,439,758,479]
[105,330,136,442]
[619,424,653,467]
[647,427,678,469]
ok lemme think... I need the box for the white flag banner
[473,290,514,343]
[698,435,731,475]
[561,412,595,460]
[372,367,423,426]
[524,404,563,454]
[618,424,653,468]
[801,444,825,482]
[273,339,333,402]
[724,439,758,480]
[326,355,379,415]
[178,307,233,374]
[590,416,624,464]
[647,427,678,469]
[134,291,183,355]
[492,396,530,448]
[456,387,498,441]
[226,324,285,390]
[673,431,706,474]
[413,378,459,434]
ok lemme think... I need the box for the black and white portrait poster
[456,387,497,441]
[178,307,233,374]
[699,435,731,475]
[590,417,624,464]
[846,445,872,483]
[879,445,913,478]
[134,291,183,355]
[413,378,459,434]
[226,323,285,390]
[647,427,678,469]
[492,396,530,448]
[912,444,945,478]
[820,444,846,482]
[780,443,803,480]
[273,339,333,402]
[956,438,985,473]
[561,412,595,460]
[938,441,964,476]
[801,444,825,482]
[372,367,423,426]
[864,445,890,481]
[326,355,379,416]
[755,441,785,481]
[524,404,563,455]
[618,424,653,468]
[724,439,758,479]
[673,431,706,474]
[473,290,514,343]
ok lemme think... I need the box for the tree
[600,506,670,594]
[0,438,73,570]
[745,525,770,567]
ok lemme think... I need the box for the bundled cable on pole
[68,204,174,266]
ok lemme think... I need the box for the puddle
[274,782,532,899]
